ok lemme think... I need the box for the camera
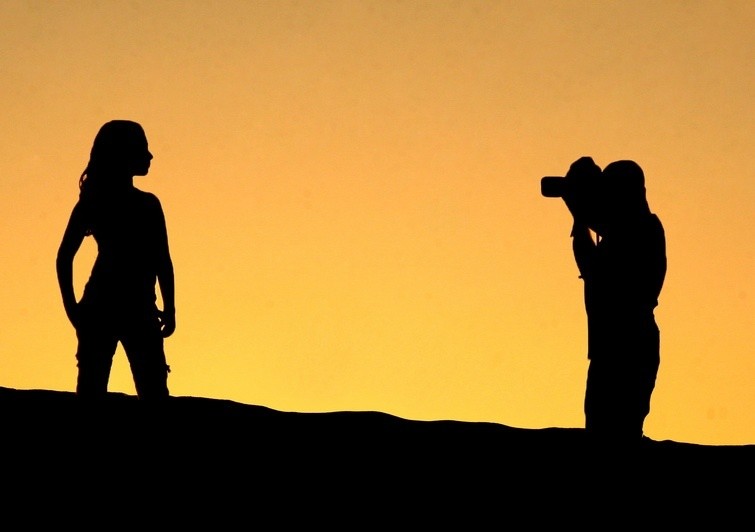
[541,157,606,232]
[541,157,602,199]
[540,176,567,198]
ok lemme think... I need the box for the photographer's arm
[571,220,596,280]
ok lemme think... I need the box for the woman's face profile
[129,132,153,177]
[93,121,153,176]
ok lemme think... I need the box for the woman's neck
[109,173,135,189]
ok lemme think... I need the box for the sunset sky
[2,1,752,446]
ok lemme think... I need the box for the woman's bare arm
[56,202,87,328]
[153,197,176,337]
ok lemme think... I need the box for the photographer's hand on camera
[563,156,601,228]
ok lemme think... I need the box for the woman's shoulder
[648,213,665,234]
[131,187,162,205]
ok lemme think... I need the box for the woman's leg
[121,313,170,400]
[75,318,118,399]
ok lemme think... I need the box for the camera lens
[541,176,565,198]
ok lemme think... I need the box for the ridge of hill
[2,386,751,525]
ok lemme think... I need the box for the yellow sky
[1,1,753,445]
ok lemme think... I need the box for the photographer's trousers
[583,321,660,442]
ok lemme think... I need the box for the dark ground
[2,386,752,526]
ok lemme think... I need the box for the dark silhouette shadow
[37,129,750,523]
[56,120,175,400]
[543,157,666,448]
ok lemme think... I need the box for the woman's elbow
[56,250,68,269]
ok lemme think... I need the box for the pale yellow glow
[1,1,753,445]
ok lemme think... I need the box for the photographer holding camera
[544,157,666,446]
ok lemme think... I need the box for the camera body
[541,157,602,200]
[541,157,604,230]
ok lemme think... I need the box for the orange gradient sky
[1,1,753,445]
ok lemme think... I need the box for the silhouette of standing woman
[57,120,175,400]
[560,157,666,446]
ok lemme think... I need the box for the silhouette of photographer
[545,157,666,445]
[57,120,175,400]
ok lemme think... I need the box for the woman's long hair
[78,120,146,234]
